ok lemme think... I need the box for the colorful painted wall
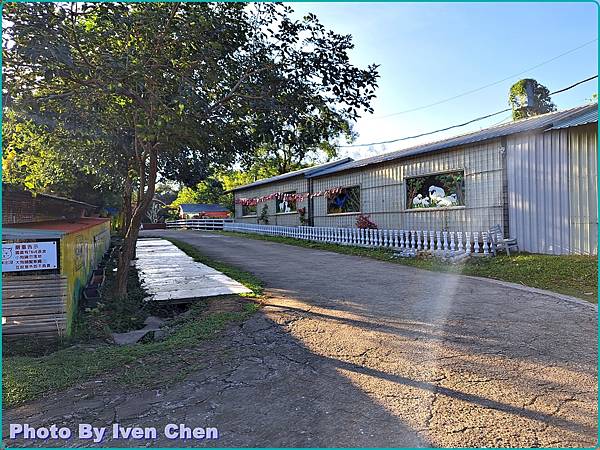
[60,219,111,333]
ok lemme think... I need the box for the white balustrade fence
[166,218,234,230]
[223,222,494,256]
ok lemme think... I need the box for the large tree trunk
[121,177,133,237]
[115,146,159,297]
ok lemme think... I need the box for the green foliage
[3,308,256,407]
[258,204,270,224]
[298,207,309,225]
[407,171,464,208]
[4,2,379,295]
[171,179,231,210]
[166,238,263,296]
[2,110,122,206]
[509,78,556,120]
[406,177,424,207]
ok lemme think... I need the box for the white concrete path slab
[136,238,251,303]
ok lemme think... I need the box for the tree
[2,109,124,207]
[171,179,230,210]
[4,3,379,296]
[509,78,556,120]
[246,82,356,175]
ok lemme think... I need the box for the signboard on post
[2,241,58,272]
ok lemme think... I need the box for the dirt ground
[3,230,597,447]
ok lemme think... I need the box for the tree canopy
[3,2,379,295]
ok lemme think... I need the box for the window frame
[326,185,361,215]
[241,204,257,217]
[404,169,466,211]
[275,191,298,215]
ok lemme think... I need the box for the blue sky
[290,2,598,160]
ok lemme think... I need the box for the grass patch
[3,239,264,408]
[3,304,256,407]
[221,231,597,303]
[166,237,263,296]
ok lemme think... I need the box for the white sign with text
[2,241,58,272]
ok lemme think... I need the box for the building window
[276,191,297,214]
[327,186,361,214]
[242,204,257,216]
[406,170,465,209]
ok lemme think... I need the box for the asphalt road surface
[4,230,597,447]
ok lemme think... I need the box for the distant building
[178,203,231,219]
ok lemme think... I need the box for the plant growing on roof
[509,79,556,120]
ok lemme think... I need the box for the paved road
[5,230,597,447]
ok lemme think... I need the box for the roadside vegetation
[222,231,597,303]
[3,242,263,408]
[167,238,263,296]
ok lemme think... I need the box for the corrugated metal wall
[234,176,308,226]
[233,124,596,255]
[507,124,597,255]
[311,139,505,231]
[570,125,598,254]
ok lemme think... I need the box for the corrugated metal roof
[549,106,598,130]
[310,103,598,178]
[179,203,230,213]
[228,158,353,192]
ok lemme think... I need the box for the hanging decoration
[234,186,347,206]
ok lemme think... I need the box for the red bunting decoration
[235,187,346,205]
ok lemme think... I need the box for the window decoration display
[276,191,297,213]
[326,186,360,214]
[406,171,465,209]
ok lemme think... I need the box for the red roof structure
[8,218,110,234]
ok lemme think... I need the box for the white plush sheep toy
[428,185,446,199]
[412,193,424,207]
[428,186,458,207]
[435,192,459,207]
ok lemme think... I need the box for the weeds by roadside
[166,237,263,296]
[3,299,258,407]
[3,239,264,408]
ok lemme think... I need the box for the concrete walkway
[4,230,597,447]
